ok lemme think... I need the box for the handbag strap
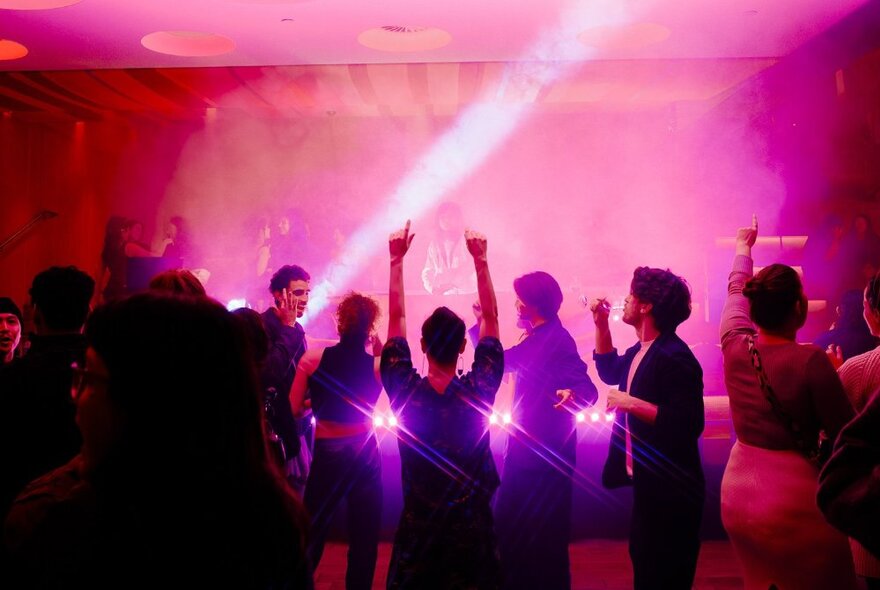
[746,335,817,457]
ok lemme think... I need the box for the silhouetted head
[743,264,807,333]
[232,307,269,366]
[149,269,206,296]
[30,266,95,333]
[421,306,466,366]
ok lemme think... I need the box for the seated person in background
[421,202,477,295]
[815,290,879,365]
[3,293,311,588]
[0,298,22,365]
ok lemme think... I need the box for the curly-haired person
[591,265,706,590]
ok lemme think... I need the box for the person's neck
[757,328,796,343]
[2,350,13,364]
[427,362,457,393]
[530,315,548,330]
[635,321,660,344]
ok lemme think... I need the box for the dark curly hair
[335,292,380,341]
[630,267,692,333]
[421,306,465,365]
[30,266,95,331]
[742,263,804,331]
[269,265,310,293]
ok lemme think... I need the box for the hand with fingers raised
[464,229,488,262]
[389,220,415,262]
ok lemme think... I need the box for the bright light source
[489,414,498,425]
[226,298,248,311]
[612,315,621,322]
[590,412,600,423]
[373,416,385,428]
[605,412,616,422]
[502,413,512,425]
[310,416,316,426]
[388,415,398,428]
[576,412,585,423]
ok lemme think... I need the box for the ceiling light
[578,23,670,52]
[0,39,28,60]
[0,0,81,8]
[358,26,451,52]
[141,31,235,57]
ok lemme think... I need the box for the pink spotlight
[489,413,498,425]
[373,416,385,428]
[310,416,316,427]
[612,315,621,322]
[576,412,585,423]
[502,413,512,425]
[590,412,600,423]
[388,415,399,428]
[605,412,616,422]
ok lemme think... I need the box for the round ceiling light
[141,31,235,57]
[358,26,451,52]
[0,39,28,60]
[0,0,81,8]
[578,23,671,52]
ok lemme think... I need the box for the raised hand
[389,220,415,260]
[554,388,575,410]
[276,287,298,327]
[590,298,611,328]
[464,229,488,261]
[736,214,759,250]
[826,344,844,370]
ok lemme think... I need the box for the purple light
[590,412,600,422]
[489,413,499,425]
[502,413,512,425]
[388,415,399,428]
[605,412,615,422]
[373,415,385,428]
[576,412,586,423]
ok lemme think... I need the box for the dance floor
[315,540,744,589]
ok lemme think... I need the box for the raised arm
[464,230,499,340]
[720,215,758,342]
[388,221,415,340]
[591,298,614,354]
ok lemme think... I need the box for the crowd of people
[0,213,878,590]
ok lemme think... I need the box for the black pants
[495,465,573,590]
[304,434,382,590]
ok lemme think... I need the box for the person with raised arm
[590,264,705,590]
[719,215,856,590]
[380,220,504,589]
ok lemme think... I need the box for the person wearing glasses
[261,264,312,495]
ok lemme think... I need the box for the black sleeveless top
[309,338,381,424]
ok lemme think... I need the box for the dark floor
[314,540,745,590]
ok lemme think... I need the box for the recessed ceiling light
[0,39,28,60]
[0,0,81,8]
[358,26,451,52]
[578,23,671,51]
[141,31,235,57]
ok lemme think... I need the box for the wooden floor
[315,540,745,590]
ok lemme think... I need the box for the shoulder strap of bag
[746,335,817,458]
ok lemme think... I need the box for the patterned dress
[380,336,504,590]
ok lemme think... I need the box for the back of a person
[310,340,380,424]
[397,376,498,509]
[723,335,829,449]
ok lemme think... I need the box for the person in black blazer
[590,267,705,590]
